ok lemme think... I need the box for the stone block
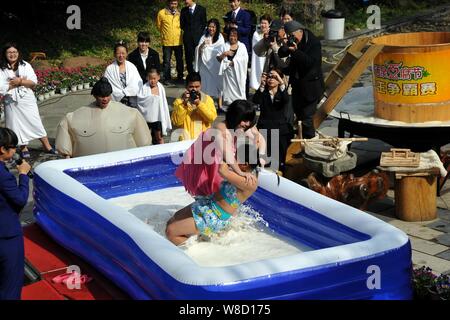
[412,251,450,275]
[409,237,449,256]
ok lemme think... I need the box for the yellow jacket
[171,93,217,140]
[156,8,182,47]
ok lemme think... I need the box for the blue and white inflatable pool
[33,141,412,300]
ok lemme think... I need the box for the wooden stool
[394,169,440,221]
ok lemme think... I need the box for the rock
[61,56,107,69]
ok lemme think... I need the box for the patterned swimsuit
[191,181,240,236]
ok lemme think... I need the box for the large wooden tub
[372,32,450,123]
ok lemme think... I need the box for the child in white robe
[137,69,172,144]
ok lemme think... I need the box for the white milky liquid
[109,187,311,267]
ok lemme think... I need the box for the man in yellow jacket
[171,72,217,140]
[156,0,184,84]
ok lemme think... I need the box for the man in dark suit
[224,0,252,56]
[279,20,325,139]
[127,32,161,83]
[180,0,207,75]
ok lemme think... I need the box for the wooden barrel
[394,173,437,222]
[371,32,450,123]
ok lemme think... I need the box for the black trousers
[162,46,184,81]
[0,235,24,300]
[292,92,319,139]
[184,39,197,75]
[261,128,294,172]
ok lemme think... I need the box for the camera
[189,89,199,103]
[269,29,279,43]
[287,35,297,47]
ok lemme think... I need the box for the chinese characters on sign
[374,61,436,96]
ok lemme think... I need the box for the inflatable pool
[33,141,413,300]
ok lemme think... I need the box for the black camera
[189,89,199,103]
[269,29,279,43]
[287,35,297,47]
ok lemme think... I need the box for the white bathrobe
[0,61,47,145]
[194,34,225,98]
[217,41,248,106]
[104,60,142,105]
[136,82,172,136]
[249,31,266,90]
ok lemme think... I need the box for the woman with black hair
[104,41,142,108]
[0,127,31,299]
[216,28,248,112]
[253,68,293,173]
[167,141,260,245]
[249,14,271,90]
[175,99,265,198]
[194,18,225,108]
[0,43,55,158]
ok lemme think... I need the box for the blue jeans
[162,46,184,81]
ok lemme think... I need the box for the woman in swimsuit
[166,142,260,245]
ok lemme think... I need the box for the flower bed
[35,65,107,100]
[412,266,450,300]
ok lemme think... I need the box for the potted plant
[412,266,437,300]
[35,84,46,101]
[59,77,71,95]
[435,274,450,300]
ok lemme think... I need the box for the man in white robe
[56,78,151,158]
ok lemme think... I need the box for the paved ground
[2,5,450,277]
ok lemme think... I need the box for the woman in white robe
[194,19,225,102]
[249,15,271,90]
[137,69,171,144]
[0,43,54,157]
[216,28,249,110]
[104,41,142,108]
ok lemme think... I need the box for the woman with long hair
[0,43,55,158]
[194,18,225,109]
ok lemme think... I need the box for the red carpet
[22,224,129,300]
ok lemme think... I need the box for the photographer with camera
[171,72,217,141]
[278,20,324,139]
[253,19,289,75]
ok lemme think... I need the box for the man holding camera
[253,19,289,75]
[279,20,324,139]
[171,72,217,140]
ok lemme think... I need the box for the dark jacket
[180,4,207,46]
[279,29,325,102]
[224,8,252,54]
[0,162,29,238]
[253,88,293,135]
[127,47,161,83]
